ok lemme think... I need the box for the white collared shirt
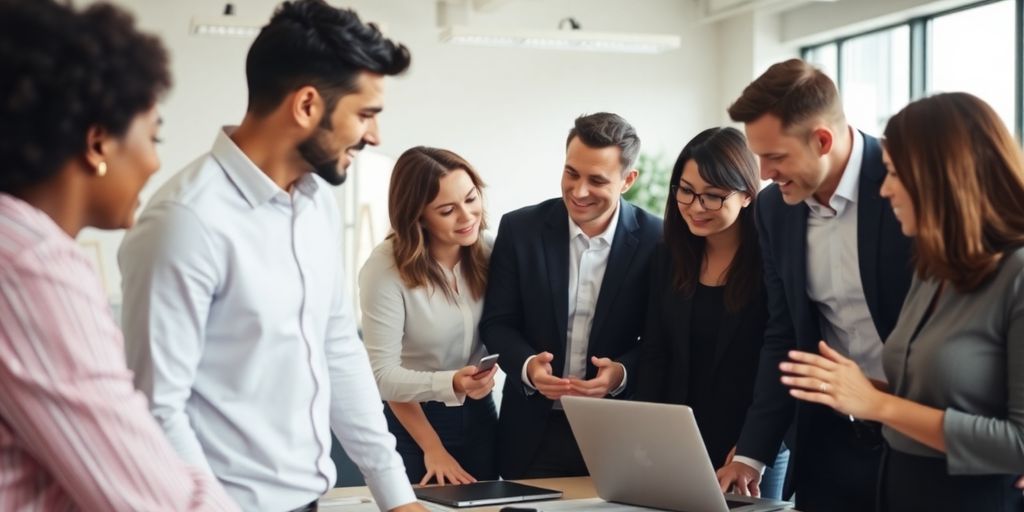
[119,127,413,511]
[520,203,627,400]
[803,128,886,382]
[358,238,491,406]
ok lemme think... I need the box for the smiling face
[677,159,750,238]
[880,148,918,236]
[744,114,831,205]
[421,168,483,249]
[561,136,637,237]
[85,105,162,230]
[297,71,384,185]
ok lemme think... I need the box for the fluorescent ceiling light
[440,25,681,54]
[190,17,262,38]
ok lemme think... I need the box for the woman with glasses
[636,127,788,499]
[782,92,1024,511]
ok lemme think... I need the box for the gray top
[882,246,1024,474]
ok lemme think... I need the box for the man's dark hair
[566,112,641,174]
[727,58,845,132]
[246,0,411,116]
[0,0,171,193]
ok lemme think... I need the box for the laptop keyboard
[726,499,752,509]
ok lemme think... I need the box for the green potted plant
[623,152,672,217]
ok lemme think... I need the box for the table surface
[322,477,596,511]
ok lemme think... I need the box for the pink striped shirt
[0,193,238,511]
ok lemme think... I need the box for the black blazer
[734,133,914,473]
[635,243,768,468]
[480,198,662,479]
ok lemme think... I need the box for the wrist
[867,390,896,423]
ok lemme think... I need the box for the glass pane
[929,0,1015,133]
[804,43,838,83]
[840,26,911,136]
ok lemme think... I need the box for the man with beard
[118,2,425,511]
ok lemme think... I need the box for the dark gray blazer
[882,246,1024,475]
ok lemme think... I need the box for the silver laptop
[562,396,792,512]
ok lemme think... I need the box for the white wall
[83,0,726,298]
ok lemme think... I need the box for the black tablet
[413,481,562,508]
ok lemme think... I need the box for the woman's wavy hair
[387,146,488,300]
[663,127,762,312]
[883,92,1024,292]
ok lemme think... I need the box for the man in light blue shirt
[119,2,425,511]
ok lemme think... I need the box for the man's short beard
[297,116,346,186]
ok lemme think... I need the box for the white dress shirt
[803,129,886,382]
[520,204,627,401]
[358,238,491,406]
[119,128,414,511]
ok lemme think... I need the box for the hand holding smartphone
[472,353,499,378]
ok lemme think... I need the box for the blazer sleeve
[479,214,538,396]
[635,245,670,403]
[943,271,1024,474]
[735,198,799,465]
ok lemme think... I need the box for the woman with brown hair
[781,92,1024,511]
[359,146,498,485]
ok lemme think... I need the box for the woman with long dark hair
[359,146,498,485]
[636,127,788,498]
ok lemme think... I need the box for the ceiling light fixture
[440,25,681,54]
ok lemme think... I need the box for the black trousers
[384,395,498,484]
[881,447,1024,512]
[520,410,589,478]
[793,406,884,512]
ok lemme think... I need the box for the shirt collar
[211,126,320,208]
[568,199,620,246]
[804,127,863,214]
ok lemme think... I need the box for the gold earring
[96,161,107,177]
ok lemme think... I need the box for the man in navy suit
[715,59,912,512]
[480,113,662,479]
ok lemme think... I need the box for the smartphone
[473,353,499,377]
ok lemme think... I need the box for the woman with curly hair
[0,0,236,510]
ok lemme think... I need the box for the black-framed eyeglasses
[671,185,736,211]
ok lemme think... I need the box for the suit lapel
[589,201,640,353]
[543,203,570,364]
[857,133,887,339]
[784,202,811,342]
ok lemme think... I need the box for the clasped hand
[527,352,624,401]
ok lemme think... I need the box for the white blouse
[358,237,491,406]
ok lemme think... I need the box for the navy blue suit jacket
[480,198,662,479]
[734,133,913,473]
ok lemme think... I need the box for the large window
[929,0,1016,130]
[803,0,1021,141]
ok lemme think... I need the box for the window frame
[801,0,1023,143]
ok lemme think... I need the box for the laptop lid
[561,396,790,512]
[413,480,562,508]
